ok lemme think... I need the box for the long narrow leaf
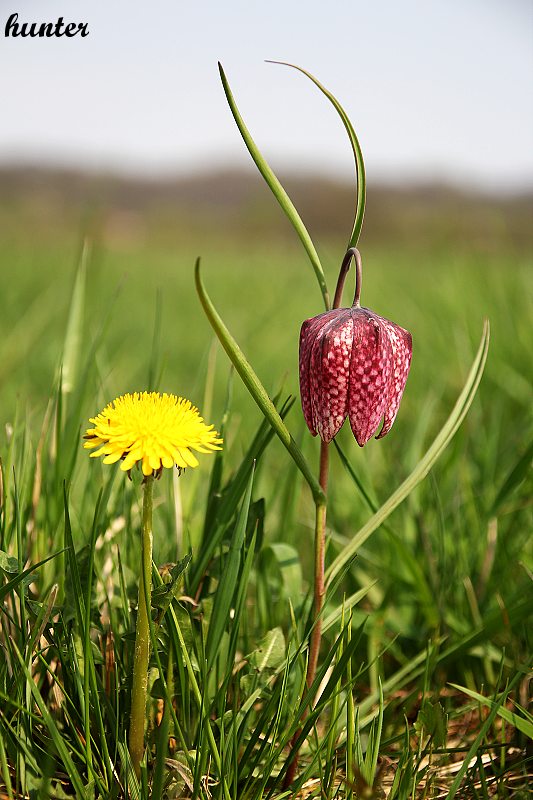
[12,642,88,798]
[195,259,324,505]
[205,467,254,671]
[445,674,520,799]
[190,400,291,592]
[327,321,490,583]
[0,716,13,799]
[268,61,366,249]
[450,682,533,739]
[61,240,88,396]
[218,62,329,308]
[490,438,533,514]
[0,551,64,604]
[321,583,376,634]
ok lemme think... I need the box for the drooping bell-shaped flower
[299,248,412,446]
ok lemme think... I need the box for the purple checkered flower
[299,250,412,446]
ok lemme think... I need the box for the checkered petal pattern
[299,306,412,446]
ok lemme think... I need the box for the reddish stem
[285,249,355,789]
[333,247,362,309]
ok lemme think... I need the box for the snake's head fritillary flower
[299,249,412,447]
[83,391,222,477]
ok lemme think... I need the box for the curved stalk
[219,63,330,309]
[266,61,366,250]
[333,247,363,309]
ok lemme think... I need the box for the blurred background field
[1,165,531,425]
[0,163,531,594]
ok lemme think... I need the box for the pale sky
[1,0,532,190]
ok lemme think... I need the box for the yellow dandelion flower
[83,391,222,476]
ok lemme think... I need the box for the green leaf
[0,549,19,573]
[205,467,254,672]
[268,61,366,250]
[333,438,377,513]
[491,438,533,515]
[27,583,59,655]
[326,321,490,584]
[246,497,265,550]
[414,699,448,748]
[201,368,234,538]
[257,543,303,623]
[0,551,64,604]
[61,241,88,395]
[152,554,192,615]
[249,627,286,673]
[0,718,13,799]
[445,673,521,799]
[12,642,88,799]
[63,543,93,626]
[118,741,141,800]
[450,682,533,739]
[322,583,376,634]
[195,258,324,505]
[190,409,277,593]
[218,62,329,308]
[358,678,384,786]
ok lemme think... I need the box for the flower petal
[309,311,353,442]
[299,310,342,437]
[148,452,161,471]
[347,310,393,446]
[103,451,123,464]
[178,447,199,468]
[142,457,154,476]
[83,438,103,450]
[84,391,222,475]
[375,321,412,439]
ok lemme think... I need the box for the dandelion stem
[128,474,154,778]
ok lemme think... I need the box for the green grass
[0,193,532,799]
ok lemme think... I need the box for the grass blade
[0,715,13,800]
[326,320,490,583]
[490,438,533,515]
[12,642,88,799]
[445,673,521,799]
[450,682,533,739]
[61,240,88,397]
[195,258,324,505]
[322,583,376,634]
[190,398,291,593]
[0,551,64,605]
[205,467,254,672]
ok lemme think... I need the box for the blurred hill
[0,165,532,254]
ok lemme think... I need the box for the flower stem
[333,247,362,309]
[306,249,349,685]
[286,248,356,789]
[128,474,154,779]
[284,440,329,789]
